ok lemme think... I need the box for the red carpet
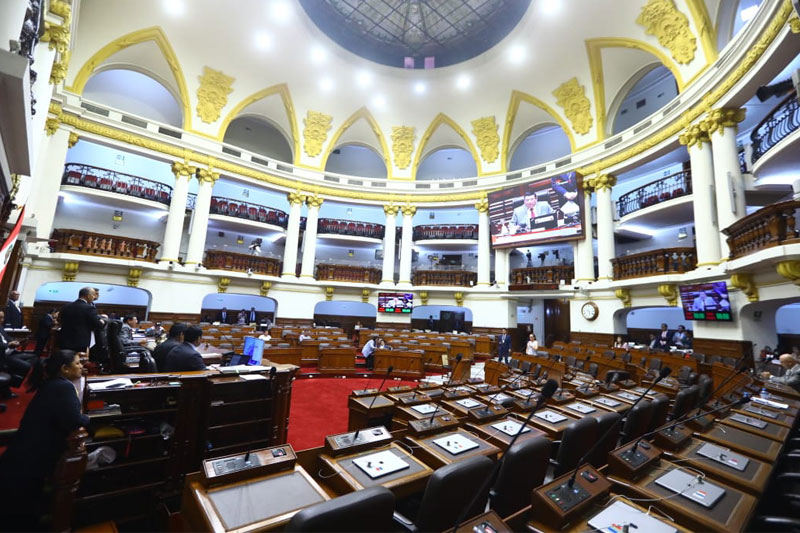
[286,376,418,451]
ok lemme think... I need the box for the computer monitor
[242,336,265,366]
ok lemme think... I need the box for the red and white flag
[0,207,25,282]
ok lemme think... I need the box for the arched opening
[508,124,572,171]
[610,65,679,135]
[83,69,183,127]
[417,148,477,181]
[34,282,152,324]
[313,301,377,342]
[200,293,277,324]
[716,0,763,51]
[615,306,691,346]
[777,302,800,353]
[411,305,473,333]
[324,144,387,179]
[222,115,294,163]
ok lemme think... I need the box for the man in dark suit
[153,322,188,371]
[34,309,58,356]
[498,328,511,364]
[656,323,672,352]
[216,307,229,324]
[58,287,105,352]
[248,307,257,324]
[164,325,207,371]
[427,315,435,331]
[0,310,38,386]
[4,290,23,329]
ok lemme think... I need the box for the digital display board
[679,282,732,321]
[378,292,413,313]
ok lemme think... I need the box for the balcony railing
[413,224,479,240]
[616,170,692,218]
[318,218,385,239]
[412,270,477,287]
[316,263,381,283]
[204,250,282,275]
[611,247,697,280]
[723,200,800,259]
[210,196,288,228]
[62,163,172,205]
[50,229,160,262]
[509,265,574,290]
[751,92,800,163]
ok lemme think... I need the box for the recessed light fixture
[413,81,427,94]
[356,71,373,89]
[456,74,471,90]
[310,46,327,64]
[319,77,334,92]
[254,31,273,51]
[371,95,386,109]
[508,44,526,64]
[269,0,292,23]
[162,0,185,17]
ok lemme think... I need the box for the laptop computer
[655,468,726,508]
[696,442,749,471]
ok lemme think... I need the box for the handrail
[412,270,477,287]
[611,247,697,280]
[316,263,381,283]
[204,250,282,275]
[722,200,800,259]
[413,224,479,240]
[509,265,574,290]
[210,196,289,228]
[50,229,160,262]
[62,163,172,205]
[751,91,800,163]
[616,170,692,218]
[317,218,385,239]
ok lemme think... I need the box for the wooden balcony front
[411,269,477,287]
[204,250,282,275]
[316,263,381,283]
[723,200,800,259]
[50,229,160,262]
[509,265,574,290]
[611,247,697,280]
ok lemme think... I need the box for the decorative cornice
[325,286,334,301]
[471,116,500,163]
[677,123,710,148]
[361,288,370,303]
[68,132,80,148]
[127,268,142,287]
[776,260,800,285]
[401,204,417,217]
[196,167,220,184]
[454,292,464,307]
[390,126,415,169]
[49,1,72,23]
[260,281,272,296]
[701,108,746,136]
[45,117,60,136]
[302,110,333,158]
[196,67,234,124]
[288,191,306,206]
[475,197,489,213]
[658,283,679,306]
[171,160,197,177]
[636,0,697,64]
[730,274,758,301]
[63,262,79,282]
[217,277,230,293]
[615,288,632,307]
[790,16,800,33]
[587,174,616,192]
[41,22,70,53]
[419,291,429,305]
[383,204,400,216]
[306,195,324,209]
[553,78,593,135]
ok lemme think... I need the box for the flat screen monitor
[378,292,413,313]
[242,336,265,365]
[679,282,732,321]
[488,171,584,248]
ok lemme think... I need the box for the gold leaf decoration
[552,78,593,135]
[287,190,306,206]
[776,261,800,285]
[50,50,70,85]
[302,111,333,157]
[383,203,400,216]
[49,1,72,23]
[454,292,464,307]
[470,116,500,163]
[68,132,80,148]
[196,167,220,184]
[791,16,800,33]
[217,277,230,293]
[41,22,70,53]
[325,287,335,301]
[587,174,617,192]
[196,67,234,124]
[677,123,709,148]
[419,291,429,305]
[615,288,632,308]
[127,268,142,287]
[45,117,60,136]
[701,108,746,136]
[390,126,415,169]
[260,281,272,296]
[636,0,697,64]
[361,288,370,303]
[658,284,679,306]
[63,262,79,282]
[730,274,758,301]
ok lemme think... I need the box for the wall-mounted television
[378,292,413,313]
[679,282,732,321]
[488,171,585,248]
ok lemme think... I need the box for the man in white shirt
[362,336,377,370]
[691,291,715,311]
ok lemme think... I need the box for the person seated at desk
[164,326,207,372]
[377,338,391,351]
[362,336,377,370]
[120,315,140,346]
[0,350,89,530]
[672,325,691,348]
[0,310,38,386]
[298,330,312,342]
[258,331,272,342]
[34,308,58,356]
[613,335,629,350]
[760,353,800,392]
[144,322,165,339]
[647,333,659,350]
[509,192,554,234]
[236,309,247,325]
[691,290,715,311]
[153,322,187,372]
[525,334,539,355]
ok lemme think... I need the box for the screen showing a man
[509,192,554,234]
[679,282,732,321]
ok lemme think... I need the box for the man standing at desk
[4,290,23,329]
[761,353,800,392]
[362,336,377,370]
[164,325,207,372]
[497,328,511,364]
[59,287,105,352]
[216,307,229,324]
[509,192,553,233]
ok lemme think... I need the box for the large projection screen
[489,171,585,248]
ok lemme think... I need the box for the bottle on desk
[760,387,769,400]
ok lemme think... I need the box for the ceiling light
[356,71,373,89]
[269,0,292,23]
[162,0,185,16]
[413,81,426,94]
[254,31,273,51]
[740,5,758,22]
[508,45,526,64]
[371,95,386,109]
[540,0,561,15]
[319,77,334,92]
[456,75,471,90]
[310,46,327,64]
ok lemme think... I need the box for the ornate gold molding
[171,160,197,178]
[288,190,306,206]
[68,132,80,148]
[50,51,70,85]
[658,284,679,306]
[553,78,593,135]
[196,67,234,124]
[302,111,333,158]
[636,0,697,64]
[390,126,415,170]
[50,0,72,23]
[790,16,800,33]
[384,204,400,217]
[45,117,60,136]
[401,204,417,217]
[701,108,746,136]
[677,123,710,148]
[471,116,500,163]
[127,268,142,287]
[325,287,334,301]
[454,292,464,307]
[475,197,489,213]
[41,22,70,53]
[615,288,632,307]
[361,288,370,303]
[420,291,429,306]
[730,274,758,301]
[196,167,220,184]
[217,278,230,293]
[63,262,79,282]
[776,261,800,285]
[260,281,272,296]
[306,195,324,209]
[588,174,616,192]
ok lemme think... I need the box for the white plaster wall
[417,149,477,181]
[83,69,184,127]
[517,299,545,341]
[324,145,387,179]
[508,126,572,171]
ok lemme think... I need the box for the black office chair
[490,437,551,517]
[588,363,599,379]
[520,361,532,373]
[669,385,699,420]
[647,393,671,433]
[138,351,158,373]
[565,355,577,368]
[508,358,520,370]
[620,401,654,444]
[531,363,542,379]
[286,486,395,532]
[603,350,614,359]
[590,411,622,468]
[677,365,693,385]
[722,357,737,367]
[697,374,713,403]
[692,352,706,363]
[394,455,493,532]
[0,372,10,412]
[553,417,598,476]
[620,352,631,363]
[106,320,152,373]
[606,370,631,385]
[644,357,662,378]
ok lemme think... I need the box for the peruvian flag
[0,207,24,282]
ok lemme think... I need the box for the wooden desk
[318,348,356,374]
[466,417,547,450]
[262,347,302,367]
[516,408,579,439]
[405,428,500,468]
[181,467,328,532]
[735,404,796,428]
[608,461,758,532]
[455,510,510,533]
[347,395,395,431]
[373,349,424,379]
[695,424,782,463]
[318,443,432,498]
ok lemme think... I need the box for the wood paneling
[693,338,753,360]
[544,299,570,346]
[570,331,615,347]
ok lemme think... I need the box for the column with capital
[398,204,416,285]
[160,160,195,262]
[185,167,219,264]
[381,204,399,285]
[679,123,721,266]
[494,247,510,287]
[575,187,595,282]
[702,108,747,259]
[476,197,491,285]
[299,195,323,278]
[282,191,305,278]
[588,174,616,280]
[28,127,73,239]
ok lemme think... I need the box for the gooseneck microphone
[353,365,393,442]
[473,370,529,418]
[538,352,562,385]
[567,366,672,488]
[427,354,463,425]
[453,379,559,532]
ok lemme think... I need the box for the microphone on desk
[427,354,463,425]
[538,352,562,385]
[709,358,750,409]
[567,366,672,489]
[353,365,393,442]
[476,370,529,416]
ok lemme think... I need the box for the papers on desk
[87,378,134,391]
[352,450,409,479]
[618,391,641,401]
[729,413,768,429]
[411,403,438,414]
[534,410,568,423]
[218,365,272,374]
[433,434,479,455]
[491,420,531,437]
[588,501,677,533]
[595,397,622,407]
[752,397,789,410]
[456,398,482,409]
[565,402,596,414]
